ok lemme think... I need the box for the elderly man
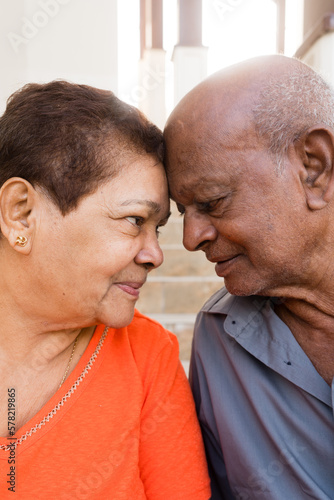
[164,55,334,500]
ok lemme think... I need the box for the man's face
[165,114,317,298]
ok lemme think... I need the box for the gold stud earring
[16,236,28,247]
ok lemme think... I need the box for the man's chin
[224,278,264,297]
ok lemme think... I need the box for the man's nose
[183,210,217,252]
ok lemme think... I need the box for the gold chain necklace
[0,326,108,452]
[58,332,80,389]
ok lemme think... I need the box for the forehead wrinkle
[121,199,161,213]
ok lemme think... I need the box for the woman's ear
[0,177,37,253]
[293,126,334,210]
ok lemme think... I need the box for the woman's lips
[115,282,144,298]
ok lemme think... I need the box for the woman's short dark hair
[0,81,164,214]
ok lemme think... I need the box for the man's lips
[208,255,241,277]
[115,282,145,298]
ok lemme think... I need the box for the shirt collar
[202,288,333,408]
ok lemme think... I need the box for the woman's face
[31,155,170,329]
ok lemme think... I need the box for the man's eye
[198,198,225,213]
[126,216,144,228]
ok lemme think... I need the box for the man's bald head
[164,55,334,172]
[163,55,334,298]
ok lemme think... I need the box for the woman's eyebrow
[120,199,162,213]
[121,199,171,222]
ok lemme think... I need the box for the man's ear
[293,126,334,210]
[0,177,37,253]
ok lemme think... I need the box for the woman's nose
[135,232,164,271]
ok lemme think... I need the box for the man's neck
[275,298,334,386]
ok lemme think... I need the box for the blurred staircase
[136,202,223,373]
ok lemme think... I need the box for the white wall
[0,0,118,114]
[302,32,334,87]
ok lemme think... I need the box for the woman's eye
[126,216,144,228]
[176,203,185,216]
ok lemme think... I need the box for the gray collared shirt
[190,287,334,500]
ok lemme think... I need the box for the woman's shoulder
[121,309,179,368]
[127,309,177,349]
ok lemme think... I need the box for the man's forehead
[166,96,244,132]
[165,93,257,158]
[165,128,271,203]
[166,143,240,204]
[165,109,259,178]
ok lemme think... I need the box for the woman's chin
[102,307,136,330]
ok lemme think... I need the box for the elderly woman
[0,82,210,499]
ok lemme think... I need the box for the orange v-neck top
[0,310,210,499]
